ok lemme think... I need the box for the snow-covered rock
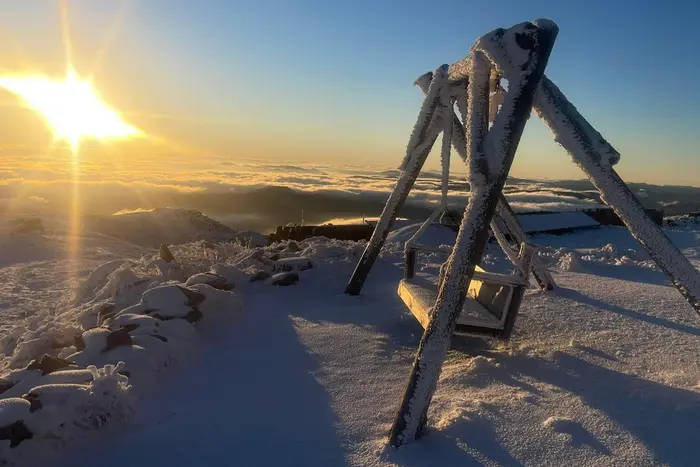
[249,271,271,282]
[0,398,33,447]
[24,383,90,411]
[190,284,242,316]
[24,355,75,376]
[105,314,161,335]
[211,263,250,287]
[42,369,94,385]
[67,345,148,376]
[74,260,127,304]
[269,271,299,286]
[272,257,315,273]
[185,272,231,290]
[92,264,151,306]
[138,285,204,320]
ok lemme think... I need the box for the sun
[0,67,139,152]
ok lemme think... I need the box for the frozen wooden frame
[343,18,700,447]
[345,19,700,313]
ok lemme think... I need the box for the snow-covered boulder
[74,260,126,304]
[0,370,43,399]
[269,271,299,286]
[93,264,151,304]
[76,327,131,354]
[25,355,76,376]
[0,368,95,400]
[249,271,271,282]
[185,272,232,290]
[190,284,242,316]
[141,284,204,317]
[24,383,90,412]
[0,398,33,447]
[212,263,251,286]
[272,257,315,273]
[75,300,117,329]
[235,249,273,270]
[3,321,80,370]
[0,379,14,395]
[42,369,94,385]
[105,314,162,336]
[67,345,148,377]
[15,364,133,443]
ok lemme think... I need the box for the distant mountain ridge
[83,207,264,247]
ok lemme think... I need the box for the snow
[517,211,600,233]
[0,223,699,464]
[387,222,456,248]
[85,208,240,247]
[534,74,700,312]
[0,398,31,427]
[272,257,315,272]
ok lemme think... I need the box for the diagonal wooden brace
[416,72,555,291]
[496,194,556,289]
[345,65,451,295]
[533,74,700,312]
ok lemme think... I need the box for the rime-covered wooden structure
[342,19,700,447]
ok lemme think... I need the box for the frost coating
[390,19,556,447]
[534,77,700,311]
[439,85,453,207]
[464,52,491,187]
[346,65,451,295]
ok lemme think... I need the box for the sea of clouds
[2,148,699,233]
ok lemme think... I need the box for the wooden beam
[444,20,699,310]
[534,75,700,312]
[345,66,450,295]
[496,195,556,290]
[417,67,555,291]
[388,22,558,446]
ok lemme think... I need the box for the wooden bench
[399,243,532,339]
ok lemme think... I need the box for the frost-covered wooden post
[388,21,558,446]
[496,194,556,289]
[533,79,700,312]
[345,66,451,295]
[490,213,529,276]
[416,60,555,291]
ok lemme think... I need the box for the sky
[0,0,699,187]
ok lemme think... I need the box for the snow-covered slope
[83,208,256,247]
[517,211,600,233]
[2,222,700,466]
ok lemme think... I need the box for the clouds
[2,152,700,233]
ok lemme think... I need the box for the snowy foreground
[2,219,700,466]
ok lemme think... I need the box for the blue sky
[1,0,699,185]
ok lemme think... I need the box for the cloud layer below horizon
[2,150,698,232]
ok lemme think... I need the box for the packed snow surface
[2,217,700,466]
[517,211,600,233]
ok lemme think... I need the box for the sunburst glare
[0,67,139,153]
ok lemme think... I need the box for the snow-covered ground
[2,213,700,466]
